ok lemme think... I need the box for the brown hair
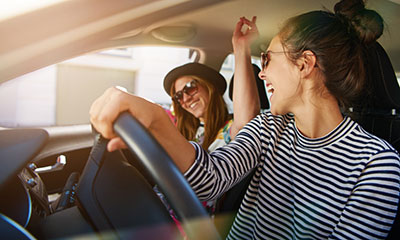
[278,0,383,108]
[171,76,230,150]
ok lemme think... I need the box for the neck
[292,95,343,139]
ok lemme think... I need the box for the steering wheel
[113,112,220,239]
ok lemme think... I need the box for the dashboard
[0,165,51,235]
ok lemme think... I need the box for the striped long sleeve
[184,112,400,239]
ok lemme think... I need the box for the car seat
[349,42,400,151]
[228,63,270,111]
[346,42,400,240]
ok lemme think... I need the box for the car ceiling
[0,0,399,84]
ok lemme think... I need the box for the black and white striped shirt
[185,112,400,239]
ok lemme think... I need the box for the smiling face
[174,76,210,121]
[258,35,302,115]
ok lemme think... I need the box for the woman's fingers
[108,137,127,152]
[232,16,259,50]
[233,16,258,39]
[89,87,127,139]
[252,16,257,24]
[233,17,245,37]
[242,16,257,33]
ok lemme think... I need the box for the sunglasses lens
[174,91,183,102]
[261,52,268,69]
[173,80,198,103]
[185,82,197,96]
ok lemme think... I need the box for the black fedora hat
[163,62,226,96]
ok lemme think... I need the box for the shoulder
[351,118,396,150]
[257,111,294,124]
[344,117,400,162]
[247,111,295,132]
[232,111,296,144]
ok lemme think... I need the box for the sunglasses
[173,79,198,103]
[261,50,287,70]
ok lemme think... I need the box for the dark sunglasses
[261,50,316,70]
[173,79,198,103]
[261,50,287,70]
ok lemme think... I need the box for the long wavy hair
[170,75,230,150]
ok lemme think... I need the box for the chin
[269,106,277,115]
[188,110,201,119]
[194,113,203,119]
[191,108,205,120]
[270,106,284,116]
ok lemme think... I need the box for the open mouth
[266,83,274,94]
[190,101,198,109]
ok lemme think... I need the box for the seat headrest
[362,42,400,110]
[228,64,270,110]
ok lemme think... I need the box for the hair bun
[334,0,384,44]
[334,0,364,19]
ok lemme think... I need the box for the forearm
[90,87,196,173]
[231,45,260,137]
[185,117,262,201]
[149,105,196,172]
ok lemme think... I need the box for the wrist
[234,48,252,60]
[233,44,251,55]
[148,104,165,129]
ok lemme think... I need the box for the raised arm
[89,87,195,172]
[230,16,261,138]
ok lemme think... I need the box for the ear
[298,50,317,78]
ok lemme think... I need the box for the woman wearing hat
[164,17,260,153]
[161,17,261,216]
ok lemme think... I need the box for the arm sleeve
[330,150,400,239]
[184,115,264,201]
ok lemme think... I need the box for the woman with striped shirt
[89,0,400,238]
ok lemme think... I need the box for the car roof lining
[0,0,399,83]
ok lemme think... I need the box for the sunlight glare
[0,0,66,21]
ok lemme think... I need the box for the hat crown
[163,63,226,97]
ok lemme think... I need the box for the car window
[0,47,197,127]
[220,53,265,114]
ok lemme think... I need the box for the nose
[258,68,266,80]
[181,91,193,104]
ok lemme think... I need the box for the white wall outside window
[0,47,196,127]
